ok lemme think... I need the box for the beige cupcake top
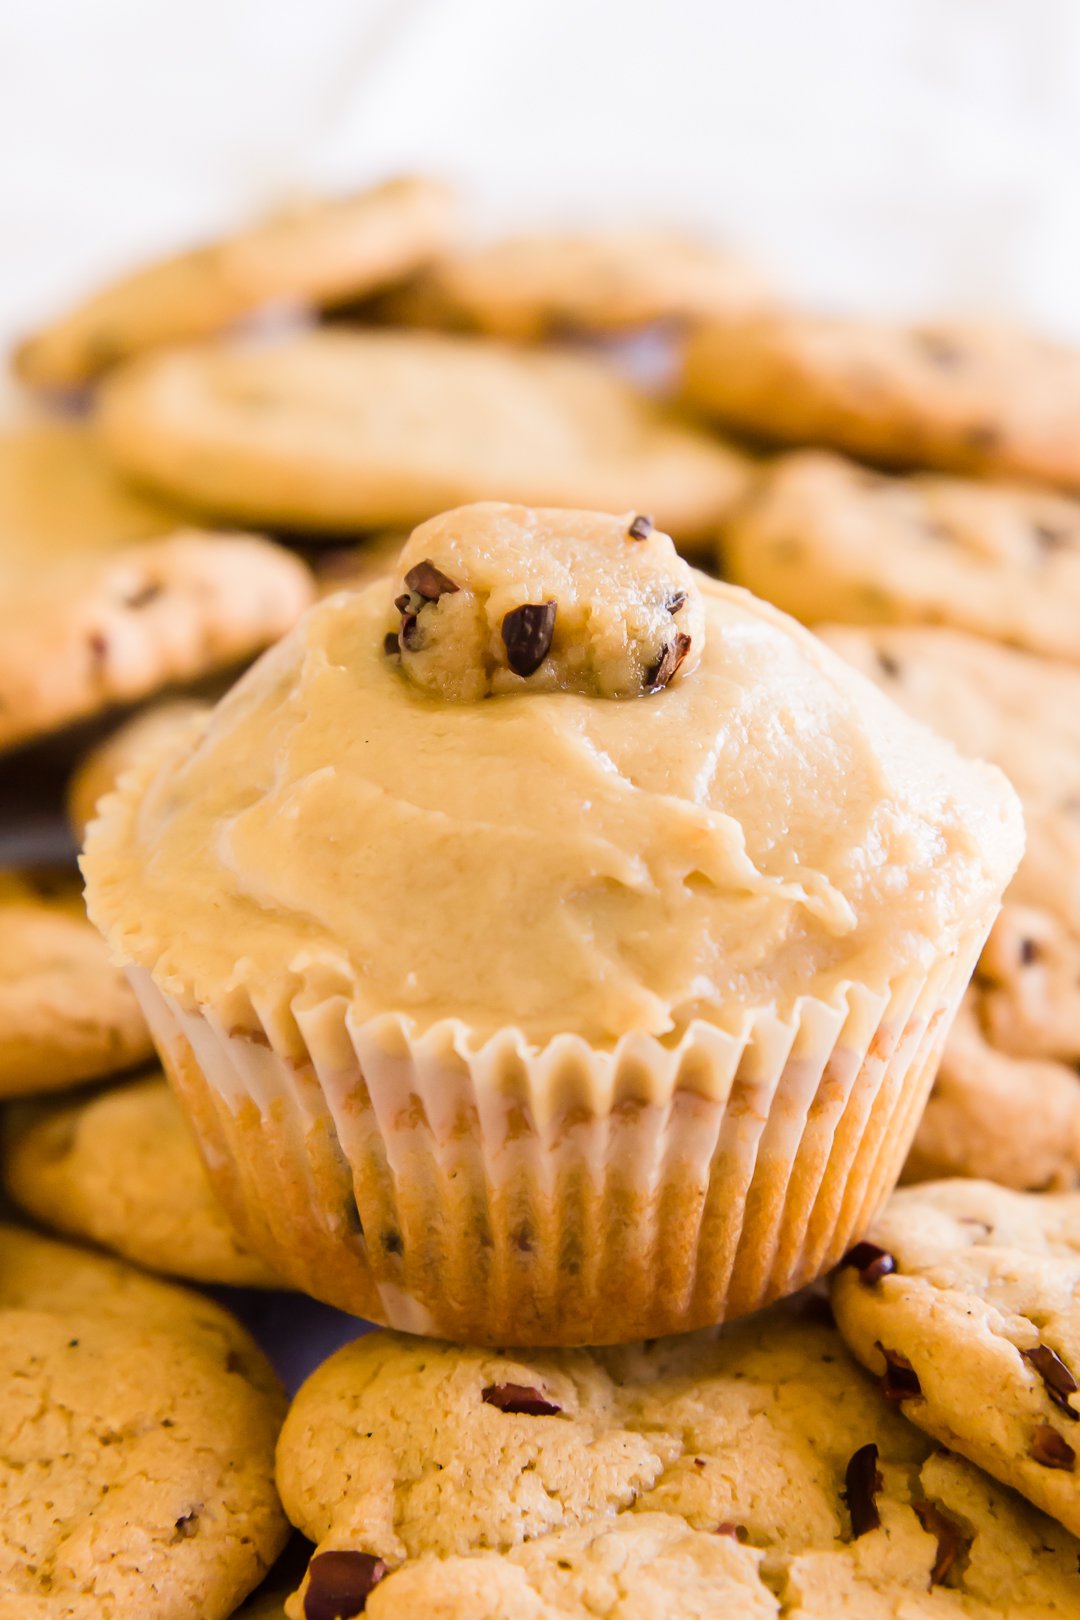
[83,503,1023,1048]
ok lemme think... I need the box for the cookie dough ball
[385,502,705,702]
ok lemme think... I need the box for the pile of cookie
[2,171,1080,1617]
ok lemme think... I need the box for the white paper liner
[127,912,989,1346]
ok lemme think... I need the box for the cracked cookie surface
[723,450,1080,662]
[3,1072,281,1287]
[276,1309,1080,1617]
[823,624,1080,1189]
[0,1224,287,1618]
[683,311,1080,489]
[832,1179,1080,1542]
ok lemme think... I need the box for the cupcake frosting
[83,503,1023,1046]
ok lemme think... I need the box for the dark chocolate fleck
[665,590,688,614]
[383,631,400,658]
[645,631,691,692]
[844,1442,883,1538]
[122,579,162,609]
[304,1550,388,1620]
[393,592,412,613]
[915,331,966,368]
[502,601,557,677]
[875,1342,922,1402]
[88,631,108,668]
[173,1511,199,1540]
[403,559,460,601]
[1034,523,1073,553]
[382,1229,403,1256]
[400,614,424,653]
[875,650,902,681]
[628,513,654,541]
[1024,1345,1080,1418]
[913,1499,970,1587]
[839,1242,896,1286]
[716,1522,748,1541]
[1031,1423,1076,1470]
[1020,938,1041,967]
[482,1381,562,1416]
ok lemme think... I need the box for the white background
[2,0,1080,349]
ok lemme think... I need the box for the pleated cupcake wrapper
[129,923,987,1346]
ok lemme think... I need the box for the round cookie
[67,699,210,837]
[378,228,770,340]
[0,418,183,565]
[0,868,152,1098]
[3,1073,282,1287]
[822,624,1080,1189]
[0,1222,287,1617]
[276,1309,1080,1617]
[722,449,1080,662]
[832,1179,1080,1543]
[0,529,312,753]
[683,311,1080,489]
[96,328,752,545]
[15,175,457,390]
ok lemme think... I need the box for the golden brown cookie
[0,868,152,1098]
[822,624,1080,1188]
[0,417,183,564]
[833,1179,1080,1542]
[722,450,1080,661]
[96,329,752,545]
[0,529,312,753]
[684,311,1080,488]
[3,1073,282,1287]
[379,227,770,340]
[14,175,457,390]
[276,1310,1080,1617]
[67,699,210,837]
[0,1223,287,1617]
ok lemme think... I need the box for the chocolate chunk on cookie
[276,1309,1080,1617]
[832,1179,1080,1540]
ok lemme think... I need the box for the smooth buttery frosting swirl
[84,506,1023,1047]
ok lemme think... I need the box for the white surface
[2,0,1080,347]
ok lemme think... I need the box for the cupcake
[83,502,1023,1344]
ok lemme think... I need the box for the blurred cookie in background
[0,1224,287,1617]
[13,175,457,390]
[0,416,185,562]
[720,450,1080,662]
[4,1072,282,1287]
[0,868,152,1098]
[67,698,210,837]
[823,624,1080,1189]
[0,529,312,754]
[96,328,752,548]
[683,311,1080,490]
[376,227,771,341]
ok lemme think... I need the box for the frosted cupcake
[83,503,1022,1344]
